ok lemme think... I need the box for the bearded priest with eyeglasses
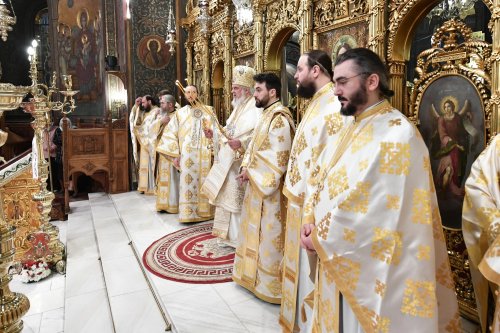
[300,48,460,332]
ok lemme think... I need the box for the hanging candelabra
[232,0,253,27]
[24,39,78,274]
[0,0,16,41]
[197,0,211,36]
[165,0,177,55]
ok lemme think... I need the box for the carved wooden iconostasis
[182,0,499,323]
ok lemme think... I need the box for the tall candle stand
[25,40,77,273]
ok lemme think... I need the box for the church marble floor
[17,191,281,333]
[14,191,481,333]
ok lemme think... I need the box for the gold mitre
[232,65,256,88]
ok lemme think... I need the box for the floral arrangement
[19,259,51,283]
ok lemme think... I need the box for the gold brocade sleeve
[156,111,180,159]
[134,109,158,148]
[308,106,459,332]
[246,113,294,198]
[462,135,500,332]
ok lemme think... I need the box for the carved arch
[264,26,300,71]
[386,0,495,119]
[388,0,493,62]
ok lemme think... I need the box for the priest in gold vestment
[233,72,295,304]
[463,134,500,333]
[155,94,180,212]
[156,85,214,222]
[301,48,460,332]
[129,96,145,183]
[280,50,345,333]
[202,65,262,247]
[135,95,161,194]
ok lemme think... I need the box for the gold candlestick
[0,225,30,333]
[23,40,78,274]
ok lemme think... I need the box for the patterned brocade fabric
[463,134,500,332]
[306,100,460,332]
[156,105,214,222]
[233,102,295,304]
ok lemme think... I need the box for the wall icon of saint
[72,7,98,101]
[417,75,485,228]
[430,96,478,198]
[137,35,170,70]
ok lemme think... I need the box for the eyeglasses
[333,72,371,87]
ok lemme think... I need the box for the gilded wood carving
[411,18,492,322]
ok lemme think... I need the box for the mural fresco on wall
[131,1,177,99]
[57,1,104,116]
[137,35,171,70]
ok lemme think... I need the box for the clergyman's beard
[297,81,316,99]
[255,96,269,108]
[144,104,152,112]
[231,95,247,109]
[340,85,367,116]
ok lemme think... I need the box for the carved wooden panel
[112,129,128,192]
[0,168,42,262]
[68,129,108,158]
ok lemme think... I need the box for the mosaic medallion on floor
[143,223,235,283]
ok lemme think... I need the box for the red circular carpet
[143,223,235,284]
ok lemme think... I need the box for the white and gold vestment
[135,107,161,194]
[232,101,295,304]
[156,104,214,222]
[129,104,145,171]
[202,96,261,246]
[463,134,500,332]
[155,109,180,213]
[305,100,460,332]
[280,82,344,332]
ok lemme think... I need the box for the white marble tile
[92,217,126,235]
[66,234,99,260]
[39,307,64,333]
[149,274,197,298]
[109,289,167,333]
[213,281,255,306]
[25,286,64,316]
[95,232,134,260]
[100,255,148,297]
[229,296,281,331]
[65,257,105,298]
[22,313,42,333]
[50,273,66,291]
[162,286,249,333]
[243,321,281,333]
[65,289,113,333]
[90,203,120,220]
